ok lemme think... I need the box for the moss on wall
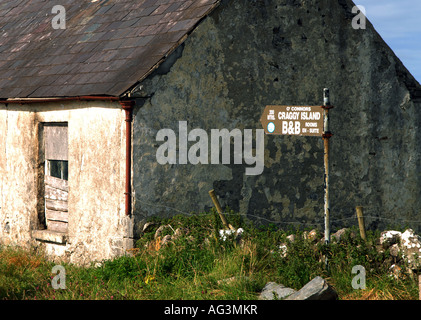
[133,0,420,233]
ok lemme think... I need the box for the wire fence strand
[135,198,421,230]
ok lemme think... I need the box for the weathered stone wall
[0,101,131,265]
[0,107,37,247]
[132,0,421,234]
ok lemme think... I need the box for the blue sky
[355,0,421,84]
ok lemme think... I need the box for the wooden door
[44,124,68,233]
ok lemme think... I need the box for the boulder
[285,276,338,300]
[259,282,296,300]
[400,229,421,270]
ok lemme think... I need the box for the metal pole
[322,88,333,269]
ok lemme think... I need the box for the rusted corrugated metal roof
[0,0,220,98]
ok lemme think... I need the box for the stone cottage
[0,0,420,264]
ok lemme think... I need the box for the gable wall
[131,0,421,234]
[0,101,131,265]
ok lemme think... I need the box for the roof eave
[0,95,121,104]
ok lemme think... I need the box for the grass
[0,210,419,300]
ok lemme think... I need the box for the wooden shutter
[44,125,68,161]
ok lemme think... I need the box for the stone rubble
[266,227,421,298]
[286,276,338,300]
[379,228,421,271]
[143,221,421,299]
[259,277,338,300]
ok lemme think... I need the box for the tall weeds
[0,212,419,300]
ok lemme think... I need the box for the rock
[285,276,338,300]
[400,229,421,270]
[376,229,421,271]
[303,229,319,242]
[389,244,400,259]
[286,234,295,242]
[379,230,402,249]
[259,282,296,300]
[331,228,350,242]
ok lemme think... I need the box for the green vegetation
[0,210,419,300]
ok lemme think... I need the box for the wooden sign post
[260,88,334,268]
